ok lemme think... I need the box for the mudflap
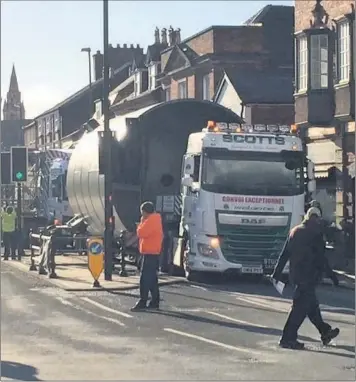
[170,237,185,277]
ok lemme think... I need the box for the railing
[29,230,89,278]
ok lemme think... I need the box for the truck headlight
[197,243,219,259]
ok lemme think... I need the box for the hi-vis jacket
[1,209,17,232]
[136,213,163,255]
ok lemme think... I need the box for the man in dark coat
[272,207,340,350]
[306,201,339,286]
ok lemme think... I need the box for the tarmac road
[1,262,355,380]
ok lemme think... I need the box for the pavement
[3,251,355,292]
[3,252,184,291]
[1,261,355,380]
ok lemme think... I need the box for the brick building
[294,0,354,239]
[109,5,295,120]
[24,44,144,150]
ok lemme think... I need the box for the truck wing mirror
[307,161,315,180]
[184,156,195,176]
[308,179,316,193]
[181,176,193,188]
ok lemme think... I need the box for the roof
[132,54,147,71]
[244,4,294,25]
[34,61,132,119]
[217,68,294,104]
[146,43,168,64]
[161,25,260,55]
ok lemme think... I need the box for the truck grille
[217,216,290,267]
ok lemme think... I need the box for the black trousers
[282,284,331,341]
[140,255,160,304]
[3,231,16,259]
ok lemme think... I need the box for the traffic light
[11,146,28,183]
[1,152,11,184]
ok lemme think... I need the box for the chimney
[136,44,140,48]
[175,28,181,44]
[154,27,160,44]
[93,50,104,81]
[109,43,113,48]
[116,44,121,48]
[161,28,167,45]
[130,44,134,48]
[168,26,174,46]
[123,43,127,48]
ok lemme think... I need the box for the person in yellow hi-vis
[1,206,17,260]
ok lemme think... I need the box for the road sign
[87,237,104,287]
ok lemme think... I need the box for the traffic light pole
[17,182,24,259]
[103,0,113,281]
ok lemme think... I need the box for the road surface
[1,263,355,380]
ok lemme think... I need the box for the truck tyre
[185,269,201,283]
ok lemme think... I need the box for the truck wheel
[185,269,201,282]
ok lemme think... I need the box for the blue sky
[1,0,292,119]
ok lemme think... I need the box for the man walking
[131,201,163,311]
[1,206,17,260]
[272,207,340,350]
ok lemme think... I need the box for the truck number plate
[264,259,277,267]
[242,266,263,274]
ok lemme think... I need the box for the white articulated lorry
[65,100,316,280]
[174,121,316,280]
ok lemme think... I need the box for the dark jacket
[273,218,327,286]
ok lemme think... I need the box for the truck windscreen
[201,149,304,196]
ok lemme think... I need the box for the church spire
[9,64,19,92]
[2,64,25,120]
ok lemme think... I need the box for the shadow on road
[145,309,355,360]
[1,361,41,381]
[306,344,355,360]
[144,308,320,345]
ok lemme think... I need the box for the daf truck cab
[174,121,316,280]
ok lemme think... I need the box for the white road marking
[237,296,289,313]
[81,297,133,318]
[164,328,262,356]
[205,310,269,329]
[189,284,208,291]
[55,296,125,326]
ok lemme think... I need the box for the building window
[148,64,157,91]
[337,21,350,83]
[178,79,187,99]
[310,34,328,89]
[202,74,210,100]
[134,71,141,95]
[297,36,308,92]
[164,86,171,102]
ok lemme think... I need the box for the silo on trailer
[66,99,242,237]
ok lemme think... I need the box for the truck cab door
[180,155,200,231]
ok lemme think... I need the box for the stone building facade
[294,0,354,255]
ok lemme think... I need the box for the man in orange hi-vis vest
[131,201,163,311]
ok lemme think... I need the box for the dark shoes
[130,300,160,311]
[130,300,147,311]
[147,301,160,310]
[279,339,305,350]
[321,327,340,346]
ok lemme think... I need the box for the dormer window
[337,20,351,83]
[134,71,142,95]
[148,63,157,90]
[310,34,329,89]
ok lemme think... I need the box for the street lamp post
[102,0,114,280]
[81,47,93,115]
